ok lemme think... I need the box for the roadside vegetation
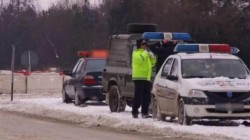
[0,0,250,70]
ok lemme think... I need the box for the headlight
[188,90,207,98]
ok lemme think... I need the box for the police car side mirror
[167,75,178,81]
[63,70,72,76]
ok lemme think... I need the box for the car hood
[182,77,250,91]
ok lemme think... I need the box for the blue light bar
[142,32,192,41]
[172,33,192,41]
[142,32,164,40]
[174,44,199,53]
[174,44,237,54]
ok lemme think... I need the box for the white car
[152,44,250,125]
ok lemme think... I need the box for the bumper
[77,85,105,100]
[185,104,250,119]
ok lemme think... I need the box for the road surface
[0,111,185,140]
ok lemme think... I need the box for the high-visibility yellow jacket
[132,48,156,81]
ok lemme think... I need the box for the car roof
[173,53,239,60]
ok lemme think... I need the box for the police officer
[132,39,156,118]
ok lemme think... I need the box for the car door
[164,58,180,114]
[66,60,84,98]
[155,58,174,114]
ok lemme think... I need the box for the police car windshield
[85,59,106,71]
[181,59,249,79]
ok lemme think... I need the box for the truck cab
[102,23,193,112]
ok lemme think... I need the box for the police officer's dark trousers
[132,80,152,116]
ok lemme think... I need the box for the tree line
[0,0,250,71]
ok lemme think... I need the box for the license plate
[215,103,244,111]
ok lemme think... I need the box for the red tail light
[83,75,96,85]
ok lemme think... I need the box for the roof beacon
[142,32,192,41]
[78,50,108,58]
[174,44,239,54]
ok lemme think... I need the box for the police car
[62,50,107,106]
[151,44,250,125]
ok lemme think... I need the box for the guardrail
[0,70,65,94]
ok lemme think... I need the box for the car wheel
[108,85,126,112]
[178,99,192,125]
[62,88,70,103]
[74,91,83,106]
[152,95,166,121]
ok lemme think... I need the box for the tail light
[83,75,96,85]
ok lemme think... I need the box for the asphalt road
[0,111,182,140]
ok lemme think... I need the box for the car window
[181,59,249,78]
[76,60,84,74]
[108,39,127,61]
[170,59,178,76]
[161,58,173,77]
[129,40,137,66]
[85,59,106,71]
[72,60,81,74]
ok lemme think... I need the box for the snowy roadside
[0,94,249,140]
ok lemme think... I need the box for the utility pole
[11,45,16,101]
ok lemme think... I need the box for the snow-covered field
[0,93,250,140]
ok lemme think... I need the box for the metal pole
[11,45,15,101]
[28,51,31,72]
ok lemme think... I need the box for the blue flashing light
[172,33,192,41]
[142,32,164,40]
[174,44,199,53]
[142,32,192,41]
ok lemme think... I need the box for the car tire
[178,99,192,125]
[108,85,126,112]
[74,91,83,106]
[62,88,70,103]
[152,95,166,121]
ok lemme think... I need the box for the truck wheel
[62,88,70,103]
[109,85,126,112]
[74,92,83,106]
[152,96,166,121]
[178,99,192,125]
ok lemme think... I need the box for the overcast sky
[38,0,100,10]
[38,0,56,10]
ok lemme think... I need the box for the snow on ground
[0,95,250,140]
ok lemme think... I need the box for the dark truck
[102,23,192,112]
